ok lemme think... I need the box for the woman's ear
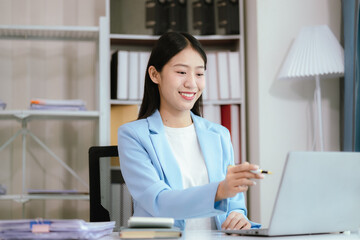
[148,66,160,84]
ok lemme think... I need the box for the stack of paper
[119,217,182,239]
[30,99,86,111]
[0,99,6,110]
[0,219,115,239]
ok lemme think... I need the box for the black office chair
[88,145,132,229]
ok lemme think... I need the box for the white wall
[245,0,342,226]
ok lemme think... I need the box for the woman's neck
[159,109,192,128]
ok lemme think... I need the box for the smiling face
[149,45,206,121]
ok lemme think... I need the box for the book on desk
[119,216,182,239]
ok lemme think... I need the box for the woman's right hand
[215,162,264,202]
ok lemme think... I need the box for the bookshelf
[106,0,247,164]
[0,19,110,216]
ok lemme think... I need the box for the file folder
[145,0,169,35]
[217,0,240,34]
[192,0,215,35]
[168,0,188,32]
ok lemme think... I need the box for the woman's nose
[184,73,197,88]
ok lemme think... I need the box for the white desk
[101,230,360,240]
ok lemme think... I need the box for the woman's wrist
[215,180,225,202]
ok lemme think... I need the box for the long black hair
[138,32,207,120]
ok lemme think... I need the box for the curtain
[342,0,360,151]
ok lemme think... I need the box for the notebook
[222,151,360,236]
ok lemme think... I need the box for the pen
[228,165,272,174]
[250,169,272,175]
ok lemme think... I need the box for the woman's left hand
[221,211,251,230]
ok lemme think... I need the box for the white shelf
[0,194,89,203]
[110,33,241,41]
[110,100,141,105]
[203,99,242,105]
[0,20,107,216]
[0,25,99,41]
[109,99,242,106]
[0,110,100,121]
[110,33,241,46]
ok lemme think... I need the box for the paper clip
[30,218,51,233]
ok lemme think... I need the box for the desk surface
[100,230,360,240]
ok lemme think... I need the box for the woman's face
[150,46,205,115]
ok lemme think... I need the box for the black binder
[168,0,188,32]
[110,51,118,100]
[192,0,216,35]
[145,0,169,35]
[217,0,239,34]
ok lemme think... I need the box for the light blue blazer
[117,110,261,230]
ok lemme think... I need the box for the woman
[118,32,262,230]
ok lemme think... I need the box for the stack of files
[111,50,151,101]
[203,51,242,101]
[0,99,6,110]
[119,217,182,239]
[30,99,86,111]
[0,219,115,239]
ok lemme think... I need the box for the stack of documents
[30,99,86,111]
[0,219,115,239]
[119,217,182,239]
[0,99,6,110]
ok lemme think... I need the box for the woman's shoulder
[118,118,148,134]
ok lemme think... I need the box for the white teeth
[181,93,194,97]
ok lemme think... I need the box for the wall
[245,0,342,226]
[0,0,105,219]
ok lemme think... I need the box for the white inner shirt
[164,124,216,230]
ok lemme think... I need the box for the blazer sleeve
[118,123,229,220]
[213,125,261,229]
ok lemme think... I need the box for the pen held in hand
[227,165,273,174]
[250,169,273,175]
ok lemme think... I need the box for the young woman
[117,32,263,231]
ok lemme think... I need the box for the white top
[164,124,216,230]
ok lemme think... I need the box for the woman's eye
[177,71,186,75]
[197,73,204,76]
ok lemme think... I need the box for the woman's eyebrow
[173,63,205,69]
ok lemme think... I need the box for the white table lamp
[278,25,344,151]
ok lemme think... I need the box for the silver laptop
[222,151,360,236]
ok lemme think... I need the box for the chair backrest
[89,145,132,229]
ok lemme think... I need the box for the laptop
[222,151,360,236]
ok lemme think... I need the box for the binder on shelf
[217,0,240,35]
[220,104,241,164]
[111,51,118,100]
[145,0,169,35]
[128,51,139,100]
[139,52,151,100]
[203,104,221,124]
[220,104,232,134]
[192,0,215,35]
[228,51,241,99]
[217,51,230,99]
[117,51,129,100]
[206,52,218,101]
[168,0,188,32]
[230,104,241,163]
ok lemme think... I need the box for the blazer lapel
[192,113,224,183]
[147,111,183,190]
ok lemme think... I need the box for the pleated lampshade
[278,25,344,81]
